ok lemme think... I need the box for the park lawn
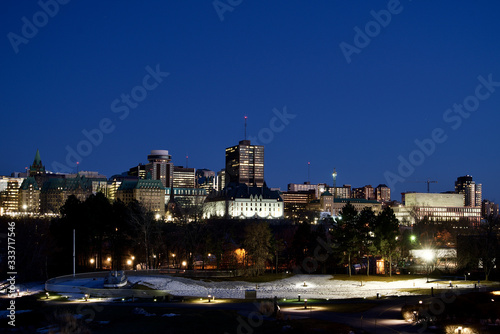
[330,274,423,282]
[200,273,295,283]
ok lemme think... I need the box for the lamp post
[421,249,434,283]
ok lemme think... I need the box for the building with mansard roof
[18,177,40,213]
[203,182,283,219]
[116,179,165,216]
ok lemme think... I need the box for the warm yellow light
[172,253,176,257]
[107,257,111,262]
[90,258,95,264]
[127,260,132,265]
[131,256,135,260]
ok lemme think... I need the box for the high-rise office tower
[375,184,391,203]
[173,166,196,188]
[225,140,264,187]
[455,175,482,207]
[196,169,216,192]
[145,150,174,188]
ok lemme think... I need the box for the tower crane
[407,179,437,193]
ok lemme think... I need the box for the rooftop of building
[118,179,166,191]
[206,182,282,202]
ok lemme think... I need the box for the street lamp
[421,249,434,282]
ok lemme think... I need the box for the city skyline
[1,146,490,203]
[2,2,500,200]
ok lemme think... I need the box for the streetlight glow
[421,249,434,262]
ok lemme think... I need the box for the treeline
[2,193,500,282]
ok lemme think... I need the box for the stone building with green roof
[40,175,94,213]
[19,176,40,213]
[116,179,165,216]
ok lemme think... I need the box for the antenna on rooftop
[244,116,248,140]
[186,154,189,168]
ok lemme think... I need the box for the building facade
[173,166,196,189]
[352,185,376,200]
[375,184,391,203]
[393,192,481,226]
[455,175,482,207]
[196,169,216,193]
[116,179,165,216]
[18,177,40,213]
[225,140,264,187]
[40,175,98,213]
[203,183,283,219]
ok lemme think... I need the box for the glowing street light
[421,249,434,282]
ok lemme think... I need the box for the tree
[127,201,160,269]
[358,207,376,276]
[373,207,399,276]
[478,215,500,281]
[244,221,272,276]
[333,202,359,276]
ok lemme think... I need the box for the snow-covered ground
[34,274,483,301]
[127,274,435,300]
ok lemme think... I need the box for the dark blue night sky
[1,1,500,201]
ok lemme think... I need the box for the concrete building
[129,150,174,188]
[482,199,499,218]
[375,184,391,203]
[403,192,464,207]
[173,166,196,189]
[455,175,482,207]
[393,192,481,226]
[216,169,226,191]
[196,169,216,193]
[320,191,382,216]
[287,182,350,199]
[352,185,376,200]
[0,178,23,214]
